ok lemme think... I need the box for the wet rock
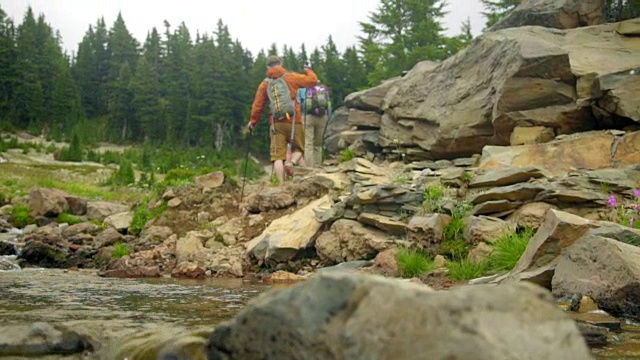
[172,261,206,279]
[578,296,599,313]
[18,241,73,268]
[575,323,610,348]
[469,166,546,188]
[0,322,93,357]
[86,201,129,222]
[569,312,622,333]
[552,234,640,321]
[262,270,306,284]
[100,265,162,278]
[246,196,332,264]
[206,272,592,360]
[0,241,16,256]
[315,219,389,263]
[464,216,516,245]
[104,211,133,232]
[316,260,374,274]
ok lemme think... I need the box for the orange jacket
[249,66,318,127]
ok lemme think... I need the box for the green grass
[440,201,473,259]
[421,184,445,214]
[11,205,35,228]
[129,196,168,236]
[56,212,83,225]
[396,248,435,278]
[338,148,354,163]
[112,242,130,259]
[488,227,536,271]
[447,258,489,280]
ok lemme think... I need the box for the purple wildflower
[607,195,618,207]
[634,189,640,198]
[631,218,636,228]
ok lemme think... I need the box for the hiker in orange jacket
[247,55,318,184]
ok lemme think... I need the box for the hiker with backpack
[297,81,332,168]
[247,55,318,184]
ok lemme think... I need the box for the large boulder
[382,22,640,159]
[315,219,389,263]
[86,201,129,222]
[0,323,93,357]
[552,234,640,320]
[206,272,592,360]
[245,195,332,264]
[344,77,403,113]
[491,0,605,31]
[28,188,69,217]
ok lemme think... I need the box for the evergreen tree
[164,22,193,143]
[132,55,163,142]
[358,0,449,86]
[109,63,135,141]
[605,0,640,21]
[480,0,522,28]
[0,5,16,122]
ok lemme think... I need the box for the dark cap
[266,55,283,67]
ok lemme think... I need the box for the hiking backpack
[266,73,296,121]
[305,85,330,116]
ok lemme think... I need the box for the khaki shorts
[270,122,304,161]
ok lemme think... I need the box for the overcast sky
[1,0,487,56]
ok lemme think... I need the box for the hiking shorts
[270,122,304,161]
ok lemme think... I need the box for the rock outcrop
[490,0,606,31]
[331,20,640,161]
[206,272,591,360]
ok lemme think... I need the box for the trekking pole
[240,129,252,204]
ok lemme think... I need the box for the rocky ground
[2,1,640,359]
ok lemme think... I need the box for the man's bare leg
[292,151,305,167]
[273,160,285,185]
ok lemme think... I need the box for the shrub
[129,197,167,236]
[488,227,536,271]
[396,248,435,278]
[338,148,354,163]
[421,184,444,213]
[108,159,136,186]
[112,242,130,259]
[11,205,35,228]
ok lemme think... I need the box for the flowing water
[1,227,639,360]
[0,267,271,359]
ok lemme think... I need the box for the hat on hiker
[266,55,283,67]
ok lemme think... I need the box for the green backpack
[304,85,330,116]
[266,73,296,121]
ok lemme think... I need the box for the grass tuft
[488,227,536,271]
[396,248,435,278]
